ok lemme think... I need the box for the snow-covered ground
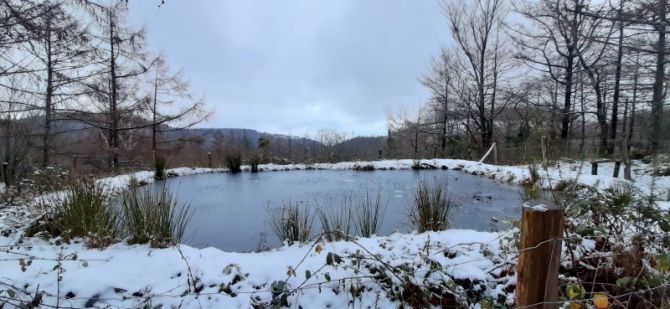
[0,158,668,308]
[1,230,510,308]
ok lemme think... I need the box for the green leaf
[305,270,311,280]
[6,289,15,298]
[324,273,331,282]
[566,284,584,300]
[333,254,342,264]
[654,254,670,272]
[616,276,633,288]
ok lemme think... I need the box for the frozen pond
[155,169,522,252]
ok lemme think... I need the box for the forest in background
[1,0,670,182]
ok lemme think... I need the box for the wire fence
[0,226,668,309]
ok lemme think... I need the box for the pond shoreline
[1,158,668,308]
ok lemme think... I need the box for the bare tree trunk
[42,23,53,168]
[108,9,119,172]
[608,1,625,155]
[650,0,667,152]
[579,72,586,156]
[561,52,575,140]
[152,70,158,161]
[441,82,448,156]
[578,53,608,156]
[621,98,632,180]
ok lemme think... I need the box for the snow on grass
[0,230,504,308]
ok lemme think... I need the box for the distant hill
[9,114,387,164]
[169,128,321,150]
[335,136,388,160]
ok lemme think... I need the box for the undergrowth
[121,185,192,248]
[268,201,314,244]
[408,179,457,232]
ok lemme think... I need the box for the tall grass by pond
[30,179,118,248]
[353,190,385,237]
[249,154,261,173]
[225,153,242,173]
[408,180,457,232]
[154,157,167,180]
[121,186,192,248]
[268,201,315,244]
[317,198,353,241]
[267,182,468,244]
[28,177,191,249]
[268,191,387,244]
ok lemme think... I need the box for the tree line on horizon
[2,0,670,185]
[387,0,670,175]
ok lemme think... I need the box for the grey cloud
[128,0,449,136]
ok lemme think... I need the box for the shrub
[318,198,353,241]
[120,186,192,248]
[604,181,637,210]
[34,179,118,248]
[225,153,242,174]
[154,157,167,180]
[408,180,457,232]
[249,154,261,173]
[353,190,385,237]
[519,183,542,201]
[268,201,314,244]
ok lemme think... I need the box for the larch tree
[21,0,94,167]
[77,0,153,171]
[147,55,208,161]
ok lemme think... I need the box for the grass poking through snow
[408,180,457,232]
[120,185,192,248]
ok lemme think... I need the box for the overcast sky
[127,0,450,137]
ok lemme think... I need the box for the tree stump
[516,200,564,309]
[591,162,598,175]
[613,161,621,178]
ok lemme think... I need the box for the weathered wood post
[208,152,212,168]
[378,149,382,160]
[1,162,9,187]
[613,161,621,178]
[591,161,598,175]
[516,200,564,309]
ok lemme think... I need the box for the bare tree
[420,48,456,156]
[147,56,208,161]
[512,0,607,144]
[443,0,511,152]
[20,0,94,167]
[76,0,153,171]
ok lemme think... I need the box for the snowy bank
[0,230,511,308]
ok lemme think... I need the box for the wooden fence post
[2,162,9,187]
[591,161,598,175]
[516,200,564,309]
[208,152,212,168]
